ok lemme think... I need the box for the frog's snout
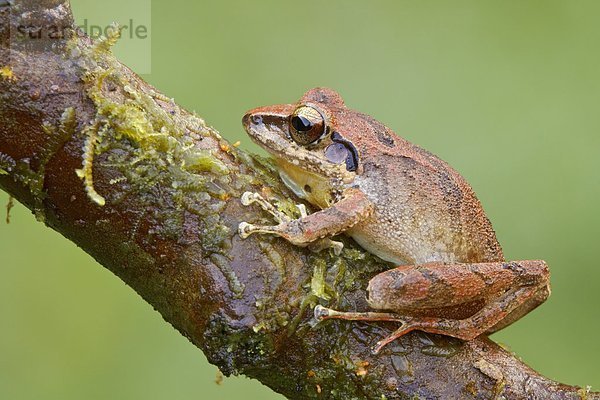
[242,112,263,129]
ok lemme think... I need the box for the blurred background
[1,0,599,398]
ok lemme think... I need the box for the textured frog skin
[245,87,503,265]
[239,88,549,352]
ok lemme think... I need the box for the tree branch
[0,2,596,399]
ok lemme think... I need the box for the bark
[0,2,596,399]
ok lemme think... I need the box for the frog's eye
[289,106,327,146]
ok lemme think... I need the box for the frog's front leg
[315,260,550,354]
[238,188,374,251]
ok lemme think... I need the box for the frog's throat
[279,169,309,200]
[278,167,342,209]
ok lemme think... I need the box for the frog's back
[346,114,504,265]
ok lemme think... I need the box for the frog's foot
[238,221,298,242]
[239,191,296,241]
[238,192,344,254]
[241,191,292,224]
[238,220,343,255]
[314,305,414,354]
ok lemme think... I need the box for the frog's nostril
[242,113,263,127]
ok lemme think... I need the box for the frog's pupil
[292,115,313,132]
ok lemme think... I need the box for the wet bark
[0,2,596,399]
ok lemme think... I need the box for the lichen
[210,253,245,299]
[63,25,241,261]
[28,107,78,221]
[310,258,333,301]
[417,332,462,358]
[258,241,286,281]
[75,120,106,206]
[91,23,122,55]
[0,66,16,81]
[3,108,77,222]
[203,314,274,377]
[578,386,592,400]
[252,298,290,334]
[200,222,231,254]
[251,242,294,333]
[420,345,460,358]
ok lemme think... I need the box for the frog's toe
[313,305,332,321]
[240,191,291,223]
[238,221,288,239]
[241,191,259,206]
[330,240,344,256]
[295,203,308,218]
[238,222,255,238]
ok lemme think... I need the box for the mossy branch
[0,2,597,399]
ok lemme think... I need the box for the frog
[238,88,550,353]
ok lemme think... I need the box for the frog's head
[242,88,361,203]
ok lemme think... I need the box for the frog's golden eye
[289,106,327,146]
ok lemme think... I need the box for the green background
[1,1,599,398]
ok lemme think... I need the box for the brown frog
[238,88,550,353]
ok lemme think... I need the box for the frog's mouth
[242,106,353,182]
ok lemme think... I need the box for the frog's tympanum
[238,88,550,353]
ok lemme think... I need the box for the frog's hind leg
[316,260,550,353]
[484,281,550,334]
[351,281,546,354]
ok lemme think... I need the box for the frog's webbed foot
[314,305,414,354]
[238,192,344,254]
[238,192,294,240]
[240,192,292,225]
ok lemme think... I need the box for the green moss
[578,386,591,400]
[204,314,275,377]
[0,65,15,81]
[310,258,333,301]
[91,22,122,56]
[183,150,229,175]
[200,218,232,253]
[63,27,243,261]
[417,334,462,358]
[5,108,78,221]
[286,291,318,337]
[250,242,295,333]
[258,241,286,279]
[210,253,245,299]
[420,345,459,358]
[59,28,406,397]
